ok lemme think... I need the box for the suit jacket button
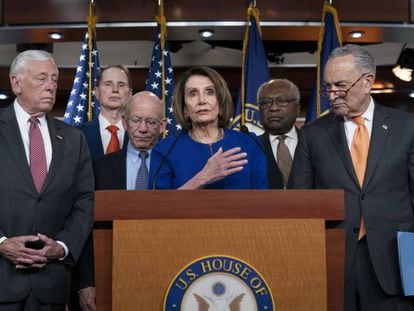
[361,194,365,200]
[37,197,42,202]
[353,228,359,233]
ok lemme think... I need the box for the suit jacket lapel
[0,105,36,191]
[364,104,390,188]
[42,116,65,193]
[325,114,361,187]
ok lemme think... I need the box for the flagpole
[87,0,97,122]
[315,2,342,117]
[241,4,262,127]
[157,0,167,138]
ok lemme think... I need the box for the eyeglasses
[127,117,160,129]
[320,73,369,98]
[258,97,298,109]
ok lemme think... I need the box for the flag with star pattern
[145,24,179,136]
[63,32,100,125]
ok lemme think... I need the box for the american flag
[63,32,100,125]
[145,24,180,136]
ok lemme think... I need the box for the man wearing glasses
[289,44,414,310]
[257,79,301,188]
[70,91,166,311]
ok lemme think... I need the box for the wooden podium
[94,189,344,311]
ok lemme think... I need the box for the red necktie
[106,125,120,154]
[350,116,369,240]
[29,117,47,193]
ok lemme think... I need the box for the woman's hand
[180,147,248,189]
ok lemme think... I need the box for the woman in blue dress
[149,66,268,189]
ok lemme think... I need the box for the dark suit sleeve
[55,131,94,264]
[288,127,315,189]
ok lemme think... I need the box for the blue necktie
[135,151,148,190]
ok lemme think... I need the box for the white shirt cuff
[56,241,69,260]
[0,236,7,244]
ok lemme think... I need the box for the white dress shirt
[268,126,298,161]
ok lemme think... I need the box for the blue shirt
[149,128,269,189]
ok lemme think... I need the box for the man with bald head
[257,79,301,188]
[93,90,167,189]
[71,91,166,310]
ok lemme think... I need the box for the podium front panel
[112,218,327,310]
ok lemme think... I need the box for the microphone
[240,125,266,155]
[151,131,185,189]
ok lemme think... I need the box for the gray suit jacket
[289,103,414,295]
[0,104,94,304]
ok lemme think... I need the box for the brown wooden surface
[94,190,344,311]
[326,229,346,311]
[113,219,327,310]
[94,189,344,221]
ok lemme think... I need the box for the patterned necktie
[276,135,293,187]
[135,151,149,190]
[29,117,47,193]
[106,125,120,154]
[350,116,370,239]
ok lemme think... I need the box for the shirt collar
[99,113,123,131]
[126,142,151,163]
[14,100,47,127]
[344,97,375,123]
[268,126,297,142]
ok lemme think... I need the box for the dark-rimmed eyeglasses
[320,73,369,98]
[258,97,298,109]
[127,117,160,129]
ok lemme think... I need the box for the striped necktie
[29,117,47,192]
[135,151,149,190]
[276,135,292,187]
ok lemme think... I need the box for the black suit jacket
[289,103,414,296]
[0,105,94,304]
[259,128,298,189]
[93,149,127,190]
[70,149,127,309]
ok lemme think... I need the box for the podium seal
[164,255,275,310]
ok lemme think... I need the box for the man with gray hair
[257,79,301,188]
[290,44,414,310]
[0,50,93,310]
[72,91,166,310]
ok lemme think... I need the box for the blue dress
[148,128,269,189]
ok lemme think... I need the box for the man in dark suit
[94,90,166,189]
[77,65,132,158]
[289,44,414,310]
[70,65,132,311]
[258,79,301,188]
[71,91,166,311]
[0,50,93,310]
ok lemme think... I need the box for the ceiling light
[393,44,414,81]
[409,92,414,98]
[198,29,215,38]
[349,31,364,39]
[0,93,8,100]
[48,32,64,40]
